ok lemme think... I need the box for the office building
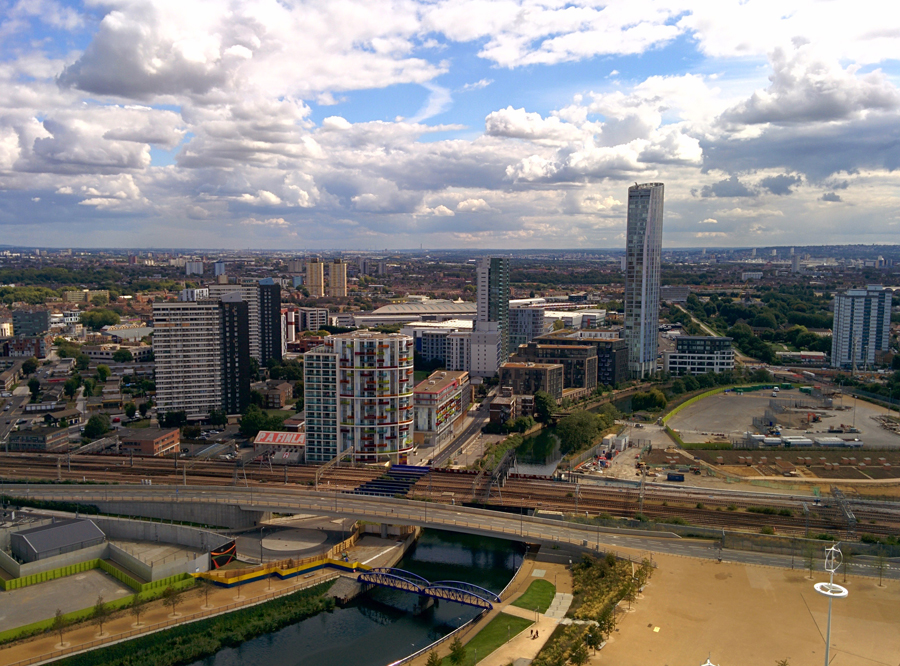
[209,283,261,363]
[153,301,223,418]
[219,293,251,414]
[258,279,282,365]
[306,258,325,297]
[624,182,664,378]
[664,336,734,376]
[499,362,563,402]
[831,285,892,369]
[470,256,510,377]
[413,370,471,448]
[12,308,51,336]
[329,259,347,297]
[304,331,414,464]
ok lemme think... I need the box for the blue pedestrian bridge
[357,568,502,609]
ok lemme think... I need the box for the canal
[187,530,525,666]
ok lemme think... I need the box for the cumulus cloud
[759,174,801,195]
[243,216,288,226]
[721,46,900,126]
[699,218,717,224]
[821,192,843,203]
[700,176,755,198]
[456,198,493,213]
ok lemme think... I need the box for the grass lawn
[414,370,430,383]
[511,579,556,614]
[128,419,151,428]
[441,612,532,666]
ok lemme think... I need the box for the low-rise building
[264,381,294,408]
[119,428,181,456]
[413,370,471,448]
[490,389,517,425]
[8,427,71,452]
[512,341,598,392]
[499,362,563,402]
[11,519,106,563]
[664,336,735,376]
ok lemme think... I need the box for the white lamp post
[814,543,849,666]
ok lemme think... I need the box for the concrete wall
[0,518,54,550]
[92,500,269,529]
[90,516,231,552]
[0,542,109,578]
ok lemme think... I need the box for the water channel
[188,530,525,666]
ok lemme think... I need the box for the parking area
[0,569,132,632]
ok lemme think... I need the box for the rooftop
[414,370,469,394]
[13,519,105,555]
[119,427,179,441]
[372,300,475,315]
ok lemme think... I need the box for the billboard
[253,431,306,446]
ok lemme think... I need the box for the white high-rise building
[153,301,222,417]
[624,183,664,378]
[831,285,892,369]
[304,331,414,463]
[209,283,261,363]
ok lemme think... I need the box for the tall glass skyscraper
[624,183,664,378]
[471,256,510,377]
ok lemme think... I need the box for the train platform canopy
[10,518,106,563]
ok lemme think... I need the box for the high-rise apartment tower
[470,257,510,377]
[624,182,664,378]
[329,259,347,297]
[831,285,892,370]
[306,258,325,297]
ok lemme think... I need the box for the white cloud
[699,218,717,224]
[456,198,493,213]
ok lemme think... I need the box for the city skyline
[1,2,900,250]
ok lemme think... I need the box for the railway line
[2,453,899,540]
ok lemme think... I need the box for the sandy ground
[669,393,900,449]
[596,553,900,666]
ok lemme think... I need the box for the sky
[1,1,899,251]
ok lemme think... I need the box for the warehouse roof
[372,300,475,315]
[13,519,105,555]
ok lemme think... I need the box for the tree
[53,608,67,646]
[534,390,556,423]
[92,594,109,636]
[112,348,134,363]
[90,294,110,307]
[124,402,137,419]
[28,377,41,402]
[448,637,466,665]
[585,628,602,654]
[80,309,120,330]
[162,585,181,617]
[75,353,91,371]
[159,410,187,428]
[22,357,39,375]
[875,548,887,587]
[84,414,111,439]
[556,411,602,454]
[240,404,270,438]
[804,545,817,580]
[96,364,111,382]
[569,640,590,666]
[841,548,854,583]
[425,651,442,666]
[250,389,264,407]
[64,378,79,399]
[82,378,95,397]
[750,368,773,383]
[138,401,150,418]
[129,596,144,627]
[209,409,227,426]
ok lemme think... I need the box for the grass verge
[442,612,532,666]
[511,580,556,614]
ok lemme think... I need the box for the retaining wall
[93,500,269,529]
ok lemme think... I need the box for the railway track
[2,454,899,540]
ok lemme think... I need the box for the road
[428,393,494,467]
[4,483,896,581]
[0,394,29,448]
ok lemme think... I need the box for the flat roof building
[499,362,563,402]
[11,519,106,563]
[414,370,471,449]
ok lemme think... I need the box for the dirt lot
[690,449,900,481]
[597,552,900,666]
[668,392,900,449]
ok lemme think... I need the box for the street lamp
[260,525,267,564]
[814,544,848,666]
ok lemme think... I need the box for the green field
[511,579,556,614]
[441,612,533,666]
